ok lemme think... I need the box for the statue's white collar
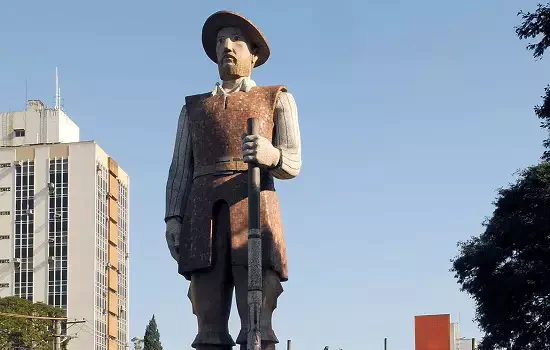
[212,77,256,96]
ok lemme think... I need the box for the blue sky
[1,0,549,349]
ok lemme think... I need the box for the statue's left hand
[242,134,280,168]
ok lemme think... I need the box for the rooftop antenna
[55,67,61,111]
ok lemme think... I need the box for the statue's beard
[218,60,253,80]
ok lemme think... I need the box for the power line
[0,311,86,324]
[0,312,87,350]
[67,320,87,324]
[0,311,67,320]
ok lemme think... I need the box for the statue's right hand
[165,217,182,262]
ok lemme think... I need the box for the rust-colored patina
[178,85,289,282]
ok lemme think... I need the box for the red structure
[415,314,451,350]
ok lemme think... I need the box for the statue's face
[216,27,258,81]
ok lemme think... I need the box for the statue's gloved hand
[242,134,280,168]
[165,217,181,262]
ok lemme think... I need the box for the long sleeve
[270,91,302,179]
[165,105,194,221]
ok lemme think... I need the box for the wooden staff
[247,118,262,350]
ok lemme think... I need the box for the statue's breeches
[178,172,288,281]
[188,201,283,349]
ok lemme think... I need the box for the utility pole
[62,319,86,348]
[0,312,84,349]
[54,319,61,350]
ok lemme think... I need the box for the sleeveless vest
[178,85,289,282]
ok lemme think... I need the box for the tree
[143,314,163,350]
[131,337,144,350]
[0,296,65,349]
[516,2,550,161]
[451,163,550,350]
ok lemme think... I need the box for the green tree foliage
[0,296,65,349]
[132,336,144,350]
[143,315,163,350]
[516,3,550,160]
[451,163,550,350]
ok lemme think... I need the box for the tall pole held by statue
[247,118,262,350]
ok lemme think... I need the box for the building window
[47,158,68,311]
[118,181,129,350]
[14,129,25,138]
[14,161,34,301]
[95,162,109,350]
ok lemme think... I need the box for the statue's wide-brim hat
[202,11,270,67]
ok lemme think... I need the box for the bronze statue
[165,10,302,350]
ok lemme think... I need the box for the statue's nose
[223,38,233,51]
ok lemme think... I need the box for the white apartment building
[459,338,478,350]
[451,321,478,350]
[0,99,129,350]
[451,322,460,350]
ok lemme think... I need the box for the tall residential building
[0,98,130,350]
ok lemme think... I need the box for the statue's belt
[193,157,248,179]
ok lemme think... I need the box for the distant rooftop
[0,97,80,148]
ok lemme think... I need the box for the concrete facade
[459,338,478,350]
[414,314,451,350]
[450,322,460,350]
[0,101,129,350]
[0,100,79,147]
[414,315,478,350]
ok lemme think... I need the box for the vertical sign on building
[415,314,451,350]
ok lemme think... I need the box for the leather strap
[193,157,248,179]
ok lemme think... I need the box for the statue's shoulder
[252,85,290,105]
[254,85,289,94]
[184,92,212,107]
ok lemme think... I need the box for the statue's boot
[239,344,276,350]
[188,284,236,349]
[234,267,283,350]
